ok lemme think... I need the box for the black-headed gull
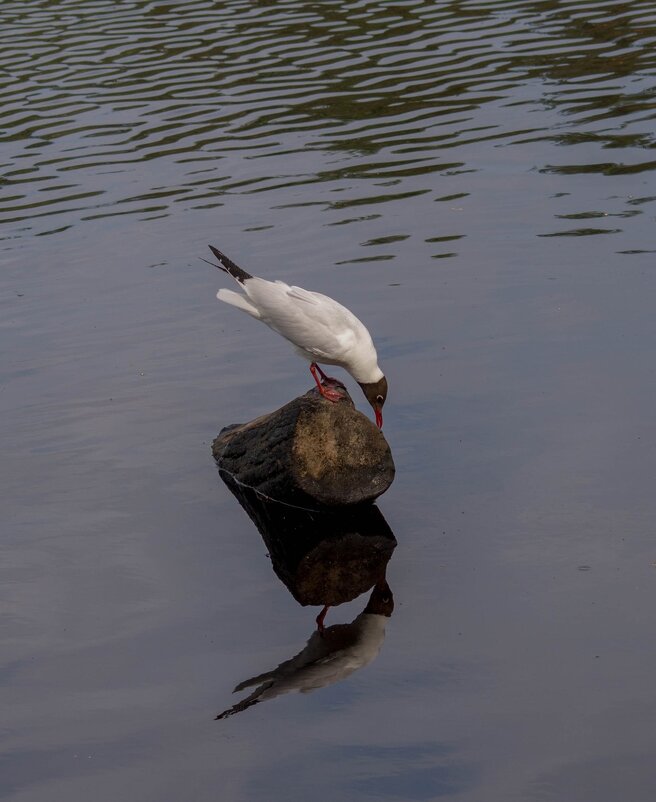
[208,245,388,428]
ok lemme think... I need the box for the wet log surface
[212,384,394,508]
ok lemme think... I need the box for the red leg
[316,604,330,634]
[310,363,343,402]
[313,363,338,384]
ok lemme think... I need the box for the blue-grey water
[2,1,656,800]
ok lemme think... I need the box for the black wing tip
[207,245,252,283]
[208,244,226,262]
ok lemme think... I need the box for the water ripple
[1,0,655,239]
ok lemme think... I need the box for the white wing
[243,278,369,362]
[286,285,319,305]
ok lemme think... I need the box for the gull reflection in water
[216,579,393,720]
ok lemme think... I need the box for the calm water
[2,0,656,799]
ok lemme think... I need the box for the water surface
[2,1,656,800]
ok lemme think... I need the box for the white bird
[216,581,394,719]
[208,245,388,428]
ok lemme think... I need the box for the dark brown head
[363,580,394,617]
[358,375,388,429]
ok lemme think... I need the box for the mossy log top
[212,384,394,507]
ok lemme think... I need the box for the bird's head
[358,375,388,429]
[363,579,394,617]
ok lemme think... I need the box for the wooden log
[212,383,394,507]
[220,473,397,608]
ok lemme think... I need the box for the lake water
[2,1,656,799]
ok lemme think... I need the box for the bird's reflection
[216,471,397,718]
[216,579,394,720]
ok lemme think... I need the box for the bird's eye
[376,394,384,404]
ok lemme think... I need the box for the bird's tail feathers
[216,288,261,319]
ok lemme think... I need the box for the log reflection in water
[220,470,397,609]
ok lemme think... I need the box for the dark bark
[212,384,394,508]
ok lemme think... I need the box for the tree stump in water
[212,384,394,508]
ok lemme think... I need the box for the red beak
[375,408,383,429]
